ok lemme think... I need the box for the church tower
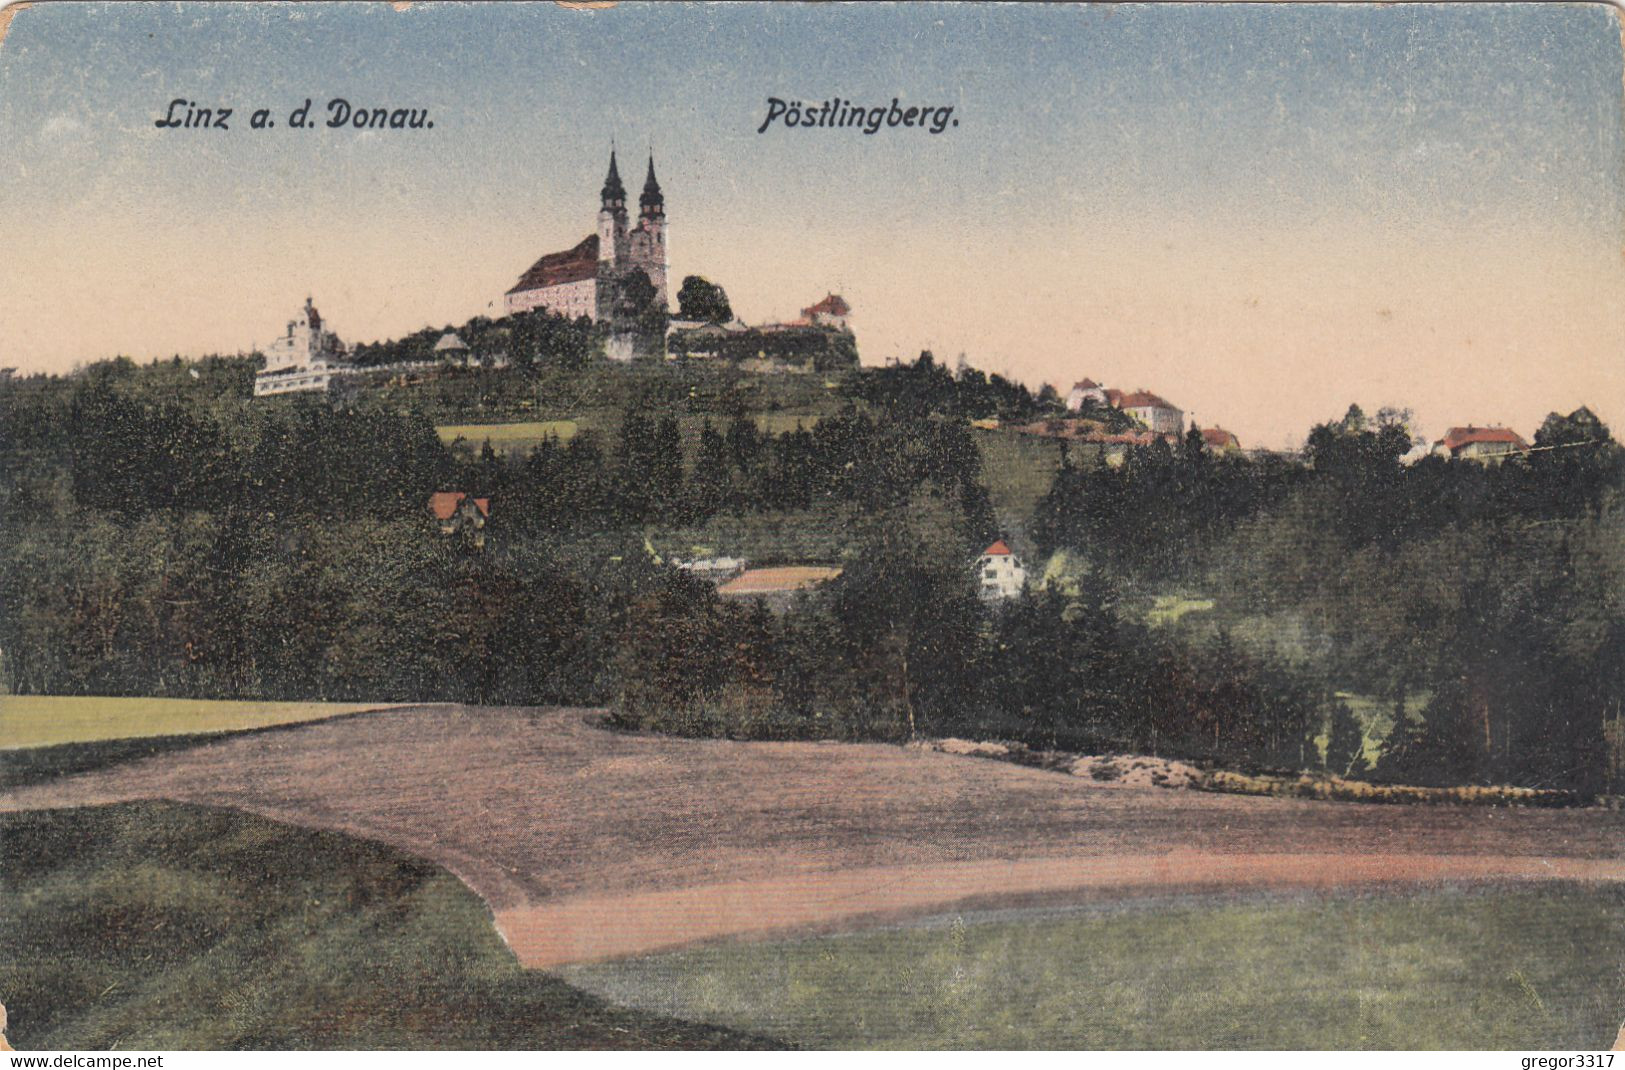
[637,153,668,309]
[597,149,628,269]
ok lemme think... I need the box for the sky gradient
[2,1,1622,447]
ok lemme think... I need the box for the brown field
[4,705,1623,968]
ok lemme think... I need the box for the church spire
[639,153,663,217]
[601,149,626,208]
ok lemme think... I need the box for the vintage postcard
[1,0,1623,1055]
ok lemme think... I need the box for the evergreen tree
[1324,700,1367,777]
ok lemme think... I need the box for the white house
[1116,390,1184,435]
[976,539,1027,601]
[253,297,353,397]
[1065,378,1112,411]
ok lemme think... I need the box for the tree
[824,512,986,739]
[676,276,733,323]
[1324,700,1367,777]
[1534,406,1610,451]
[685,421,731,523]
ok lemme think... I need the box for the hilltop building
[762,293,854,333]
[799,294,852,330]
[1066,379,1116,410]
[1433,426,1529,462]
[505,151,669,327]
[1063,378,1185,435]
[1198,426,1242,454]
[1117,390,1184,435]
[254,297,352,397]
[434,330,469,361]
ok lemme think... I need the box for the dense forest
[1,351,1620,794]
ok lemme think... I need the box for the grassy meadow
[974,429,1067,531]
[437,419,580,454]
[563,884,1625,1049]
[0,802,772,1050]
[439,412,826,459]
[0,695,385,750]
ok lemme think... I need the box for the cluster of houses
[1052,375,1536,468]
[249,286,852,396]
[997,377,1244,466]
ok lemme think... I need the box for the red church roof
[1437,426,1528,454]
[982,539,1013,557]
[507,234,599,295]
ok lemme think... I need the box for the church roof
[506,234,600,295]
[602,150,626,202]
[640,154,663,209]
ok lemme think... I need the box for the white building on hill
[254,297,352,397]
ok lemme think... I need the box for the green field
[974,429,1066,529]
[0,803,772,1050]
[564,885,1625,1049]
[0,696,384,750]
[437,419,580,454]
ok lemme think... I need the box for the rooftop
[429,491,490,521]
[507,234,600,295]
[1117,390,1179,411]
[1437,426,1529,453]
[717,566,842,597]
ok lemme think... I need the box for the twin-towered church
[504,150,668,324]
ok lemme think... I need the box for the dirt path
[5,705,1623,967]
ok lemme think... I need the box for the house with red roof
[1062,379,1182,433]
[762,292,855,333]
[1199,427,1242,454]
[976,539,1028,601]
[429,492,491,545]
[800,293,852,330]
[1116,390,1185,435]
[1432,426,1529,463]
